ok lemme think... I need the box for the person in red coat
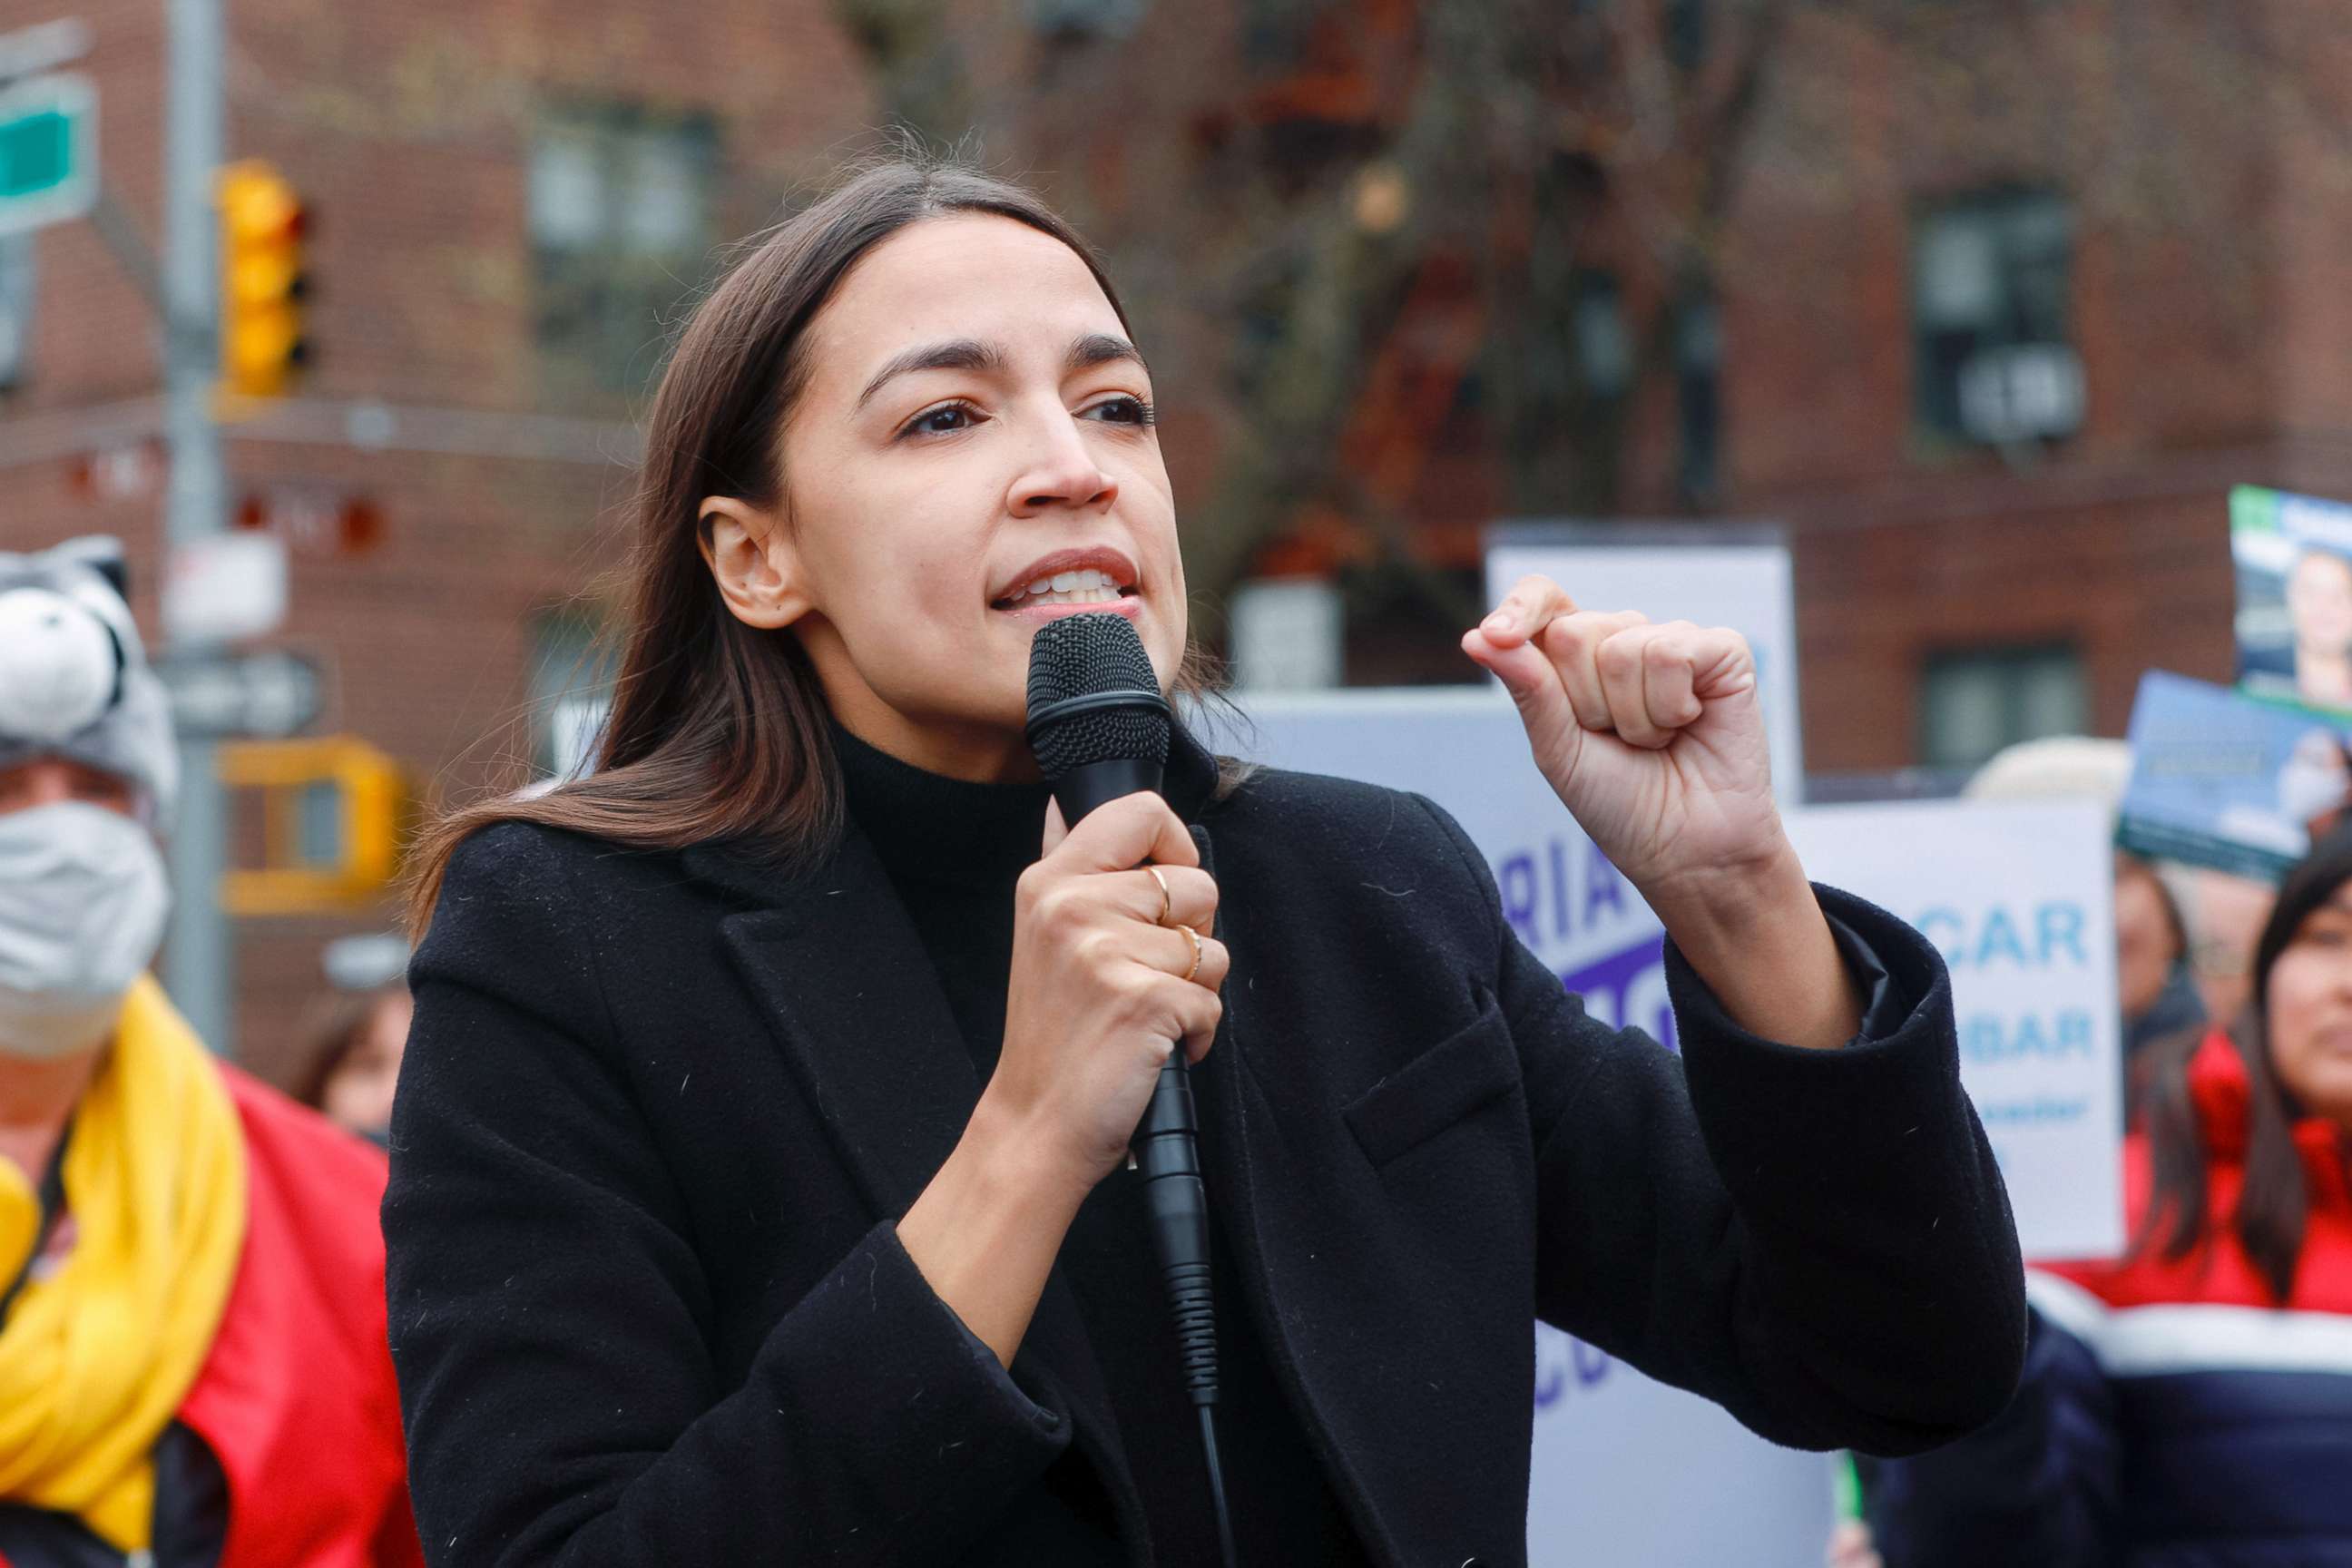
[0,536,418,1567]
[1859,832,2352,1568]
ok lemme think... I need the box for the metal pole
[162,0,232,1054]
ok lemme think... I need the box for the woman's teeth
[1001,567,1126,607]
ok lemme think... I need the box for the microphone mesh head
[1025,612,1171,779]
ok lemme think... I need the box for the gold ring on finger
[1180,923,1203,984]
[1146,865,1173,926]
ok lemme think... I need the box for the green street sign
[0,73,93,239]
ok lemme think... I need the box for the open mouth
[991,567,1137,611]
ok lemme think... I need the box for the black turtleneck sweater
[832,724,1367,1567]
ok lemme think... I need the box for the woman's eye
[901,403,979,439]
[1083,395,1154,426]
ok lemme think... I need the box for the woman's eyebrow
[855,338,1005,411]
[853,333,1149,413]
[1068,333,1147,377]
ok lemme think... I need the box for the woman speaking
[383,155,2025,1568]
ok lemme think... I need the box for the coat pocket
[1343,993,1522,1168]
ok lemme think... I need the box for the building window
[1663,0,1708,72]
[1920,644,2088,769]
[1026,0,1147,41]
[1912,190,2079,446]
[1672,289,1720,502]
[1573,270,1633,406]
[0,235,33,390]
[530,105,718,401]
[529,612,614,780]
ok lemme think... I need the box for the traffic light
[219,737,410,916]
[216,160,309,399]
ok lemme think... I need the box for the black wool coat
[383,759,2028,1568]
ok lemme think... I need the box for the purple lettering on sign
[1560,937,1677,1052]
[1534,1324,1614,1409]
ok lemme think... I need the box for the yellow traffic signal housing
[220,737,409,916]
[216,160,309,399]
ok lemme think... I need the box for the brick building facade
[0,0,875,1080]
[1,0,2347,1077]
[1722,1,2352,776]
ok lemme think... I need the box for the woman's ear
[699,497,810,630]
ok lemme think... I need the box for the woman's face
[702,214,1185,781]
[2113,859,2180,1024]
[2288,552,2352,657]
[2264,885,2352,1127]
[322,991,410,1137]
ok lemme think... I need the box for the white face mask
[2279,752,2350,830]
[0,801,170,1060]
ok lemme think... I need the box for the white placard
[1788,798,2124,1261]
[1485,524,1804,803]
[164,533,288,645]
[1228,576,1342,691]
[1219,689,2122,1568]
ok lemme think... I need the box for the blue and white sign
[1222,689,2121,1568]
[1788,797,2123,1261]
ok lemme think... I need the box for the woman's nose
[1005,411,1117,517]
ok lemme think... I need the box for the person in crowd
[0,537,420,1566]
[2113,853,2200,1062]
[381,154,2024,1567]
[2170,864,2277,1030]
[1858,832,2352,1567]
[2286,547,2352,710]
[2278,727,2352,845]
[293,985,411,1146]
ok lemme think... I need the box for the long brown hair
[407,154,1235,935]
[2135,836,2352,1302]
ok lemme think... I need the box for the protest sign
[2232,485,2352,714]
[2119,670,2352,882]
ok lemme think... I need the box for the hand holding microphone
[988,791,1228,1189]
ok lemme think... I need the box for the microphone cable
[1133,1050,1240,1568]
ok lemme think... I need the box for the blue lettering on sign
[1917,903,2092,970]
[2037,903,2087,966]
[1959,1008,2095,1063]
[1976,906,2029,967]
[1978,1096,2092,1125]
[1534,1323,1613,1409]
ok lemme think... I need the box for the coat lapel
[695,825,978,1221]
[1186,824,1258,1256]
[686,824,1150,1539]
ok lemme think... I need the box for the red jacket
[2053,1028,2352,1312]
[1867,1031,2352,1568]
[173,1065,421,1567]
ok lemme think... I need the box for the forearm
[897,1096,1087,1366]
[1642,837,1861,1051]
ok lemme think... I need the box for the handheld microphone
[1025,612,1239,1567]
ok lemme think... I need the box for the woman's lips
[992,594,1143,623]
